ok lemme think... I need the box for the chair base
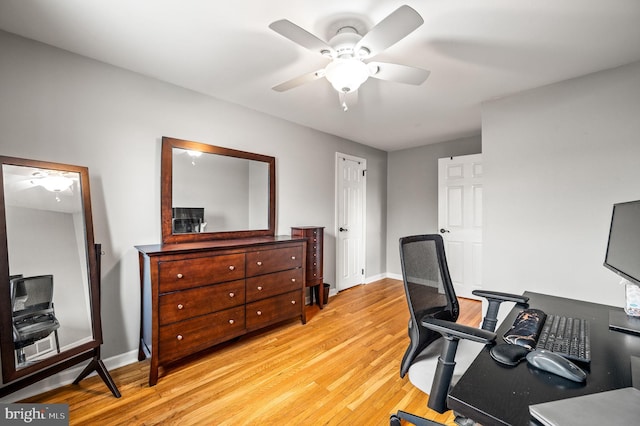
[389,410,477,426]
[454,413,477,425]
[390,410,443,426]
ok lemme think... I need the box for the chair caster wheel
[390,414,401,426]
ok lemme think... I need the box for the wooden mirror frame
[161,136,276,244]
[0,156,104,386]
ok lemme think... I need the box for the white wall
[386,135,482,276]
[483,61,640,307]
[0,29,388,393]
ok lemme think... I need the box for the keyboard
[535,314,591,363]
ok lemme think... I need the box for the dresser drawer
[159,280,245,325]
[158,253,245,292]
[246,246,303,276]
[307,245,322,273]
[307,242,322,262]
[159,306,245,363]
[246,290,302,330]
[245,269,303,302]
[306,275,323,287]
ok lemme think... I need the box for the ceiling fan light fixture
[324,58,370,93]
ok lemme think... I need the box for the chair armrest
[472,290,529,332]
[420,318,496,414]
[472,290,529,305]
[421,318,496,345]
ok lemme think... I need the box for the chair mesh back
[12,275,54,312]
[400,235,459,325]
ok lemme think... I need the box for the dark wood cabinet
[136,236,306,385]
[291,227,325,308]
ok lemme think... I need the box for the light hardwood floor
[23,278,481,425]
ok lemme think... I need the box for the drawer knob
[229,265,235,271]
[177,334,183,341]
[257,286,263,291]
[229,319,235,325]
[291,300,296,305]
[177,304,184,310]
[256,261,263,266]
[291,278,296,282]
[229,292,235,298]
[291,256,296,260]
[256,310,262,316]
[176,273,183,279]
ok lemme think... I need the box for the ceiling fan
[269,5,430,111]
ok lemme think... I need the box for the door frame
[335,152,366,292]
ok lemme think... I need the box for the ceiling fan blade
[269,19,335,56]
[368,62,430,85]
[272,69,325,92]
[355,5,424,58]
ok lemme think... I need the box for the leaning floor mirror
[0,156,119,398]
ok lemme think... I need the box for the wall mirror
[0,156,117,396]
[161,137,276,244]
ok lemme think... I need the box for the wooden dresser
[136,236,306,385]
[291,227,325,308]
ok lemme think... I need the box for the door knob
[339,227,348,232]
[440,228,450,234]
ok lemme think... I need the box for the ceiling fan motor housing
[329,26,368,59]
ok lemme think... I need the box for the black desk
[447,291,640,425]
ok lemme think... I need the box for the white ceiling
[1,0,639,152]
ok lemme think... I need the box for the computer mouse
[526,349,587,382]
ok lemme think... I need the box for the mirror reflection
[171,148,270,234]
[2,164,93,369]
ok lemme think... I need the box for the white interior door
[336,153,366,291]
[438,154,483,299]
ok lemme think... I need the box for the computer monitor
[604,200,640,334]
[604,200,640,286]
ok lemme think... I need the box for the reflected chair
[11,275,61,365]
[390,234,528,426]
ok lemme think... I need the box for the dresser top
[291,226,325,229]
[136,235,306,256]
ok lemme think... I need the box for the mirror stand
[0,244,120,399]
[0,347,120,399]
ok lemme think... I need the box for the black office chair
[11,275,61,365]
[390,234,528,426]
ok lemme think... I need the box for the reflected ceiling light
[30,170,74,193]
[39,175,74,192]
[186,150,202,165]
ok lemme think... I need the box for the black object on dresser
[291,227,325,309]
